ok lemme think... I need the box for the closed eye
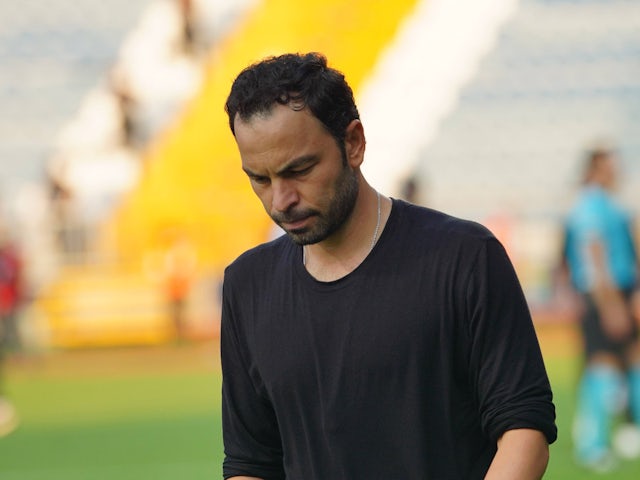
[249,174,270,185]
[284,165,314,178]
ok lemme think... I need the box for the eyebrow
[243,154,318,178]
[275,155,317,175]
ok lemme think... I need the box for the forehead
[235,104,320,137]
[233,104,332,161]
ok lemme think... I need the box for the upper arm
[465,239,557,443]
[221,275,285,479]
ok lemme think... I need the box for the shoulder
[571,186,611,214]
[224,234,294,282]
[392,199,495,247]
[568,187,622,229]
[383,200,503,278]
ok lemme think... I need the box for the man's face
[234,104,359,245]
[593,155,618,191]
[600,156,618,190]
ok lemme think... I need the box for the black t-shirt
[221,199,556,479]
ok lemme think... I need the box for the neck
[303,189,388,281]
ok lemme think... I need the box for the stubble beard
[273,164,359,246]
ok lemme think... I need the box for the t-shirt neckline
[293,198,400,289]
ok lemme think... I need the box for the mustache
[271,208,318,224]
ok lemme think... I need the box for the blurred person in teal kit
[563,147,640,470]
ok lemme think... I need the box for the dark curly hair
[225,52,360,149]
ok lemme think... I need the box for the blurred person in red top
[0,232,23,351]
[0,220,22,436]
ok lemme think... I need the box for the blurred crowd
[0,0,220,437]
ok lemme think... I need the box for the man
[221,52,556,479]
[563,148,640,470]
[0,221,22,437]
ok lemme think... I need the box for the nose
[271,179,299,213]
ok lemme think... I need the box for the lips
[281,215,312,231]
[272,207,318,233]
[274,209,317,232]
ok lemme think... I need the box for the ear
[344,120,366,169]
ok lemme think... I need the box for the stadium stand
[0,0,155,189]
[5,0,639,346]
[414,0,640,220]
[30,0,421,347]
[411,0,640,305]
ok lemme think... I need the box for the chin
[286,229,325,246]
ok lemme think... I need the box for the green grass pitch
[1,341,639,479]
